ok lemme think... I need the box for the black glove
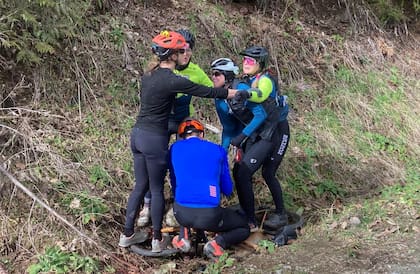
[230,133,247,147]
[248,87,262,97]
[234,90,251,101]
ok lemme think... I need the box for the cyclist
[169,118,250,260]
[118,30,242,253]
[137,29,214,228]
[210,48,290,232]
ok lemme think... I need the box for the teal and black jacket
[215,73,289,151]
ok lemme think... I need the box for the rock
[349,216,361,227]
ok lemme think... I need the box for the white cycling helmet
[210,58,239,82]
[211,58,239,74]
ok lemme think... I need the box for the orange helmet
[152,30,186,60]
[178,117,205,138]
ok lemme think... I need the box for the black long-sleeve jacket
[134,68,228,134]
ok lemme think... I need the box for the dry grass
[1,0,419,273]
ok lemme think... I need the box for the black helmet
[210,58,239,83]
[240,46,269,68]
[176,29,195,50]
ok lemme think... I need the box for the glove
[230,133,247,147]
[248,87,263,97]
[234,90,251,101]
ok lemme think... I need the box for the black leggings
[124,127,169,240]
[234,120,290,223]
[143,119,180,202]
[173,203,250,248]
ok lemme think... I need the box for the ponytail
[145,55,160,75]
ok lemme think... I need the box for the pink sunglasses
[243,56,257,65]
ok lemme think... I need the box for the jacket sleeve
[248,76,273,103]
[171,75,227,98]
[190,66,213,115]
[215,99,242,151]
[197,67,214,87]
[234,82,269,137]
[219,147,233,196]
[241,102,267,137]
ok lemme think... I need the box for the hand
[234,90,251,101]
[230,133,247,147]
[248,87,262,97]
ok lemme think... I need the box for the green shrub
[368,0,406,25]
[62,191,109,224]
[204,252,235,274]
[27,246,98,274]
[0,0,91,64]
[88,164,112,188]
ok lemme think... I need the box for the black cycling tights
[234,120,290,223]
[173,203,249,248]
[124,127,169,240]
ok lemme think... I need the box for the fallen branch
[0,164,90,240]
[204,123,221,134]
[0,107,66,119]
[0,164,139,269]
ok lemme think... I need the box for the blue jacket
[215,98,243,151]
[169,137,233,208]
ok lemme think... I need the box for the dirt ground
[112,205,419,273]
[238,231,420,274]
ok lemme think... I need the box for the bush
[0,0,91,65]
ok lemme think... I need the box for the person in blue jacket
[211,48,290,232]
[169,117,250,260]
[211,58,243,151]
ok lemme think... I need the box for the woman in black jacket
[118,30,241,253]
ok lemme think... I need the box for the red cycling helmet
[178,117,205,138]
[152,31,186,60]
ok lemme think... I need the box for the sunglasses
[178,48,192,54]
[211,71,223,77]
[243,56,258,66]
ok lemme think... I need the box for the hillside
[1,0,419,273]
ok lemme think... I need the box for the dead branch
[0,107,66,119]
[0,164,91,240]
[0,76,30,106]
[0,164,140,269]
[267,38,281,79]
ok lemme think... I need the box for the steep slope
[1,0,419,273]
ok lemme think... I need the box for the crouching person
[169,117,250,260]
